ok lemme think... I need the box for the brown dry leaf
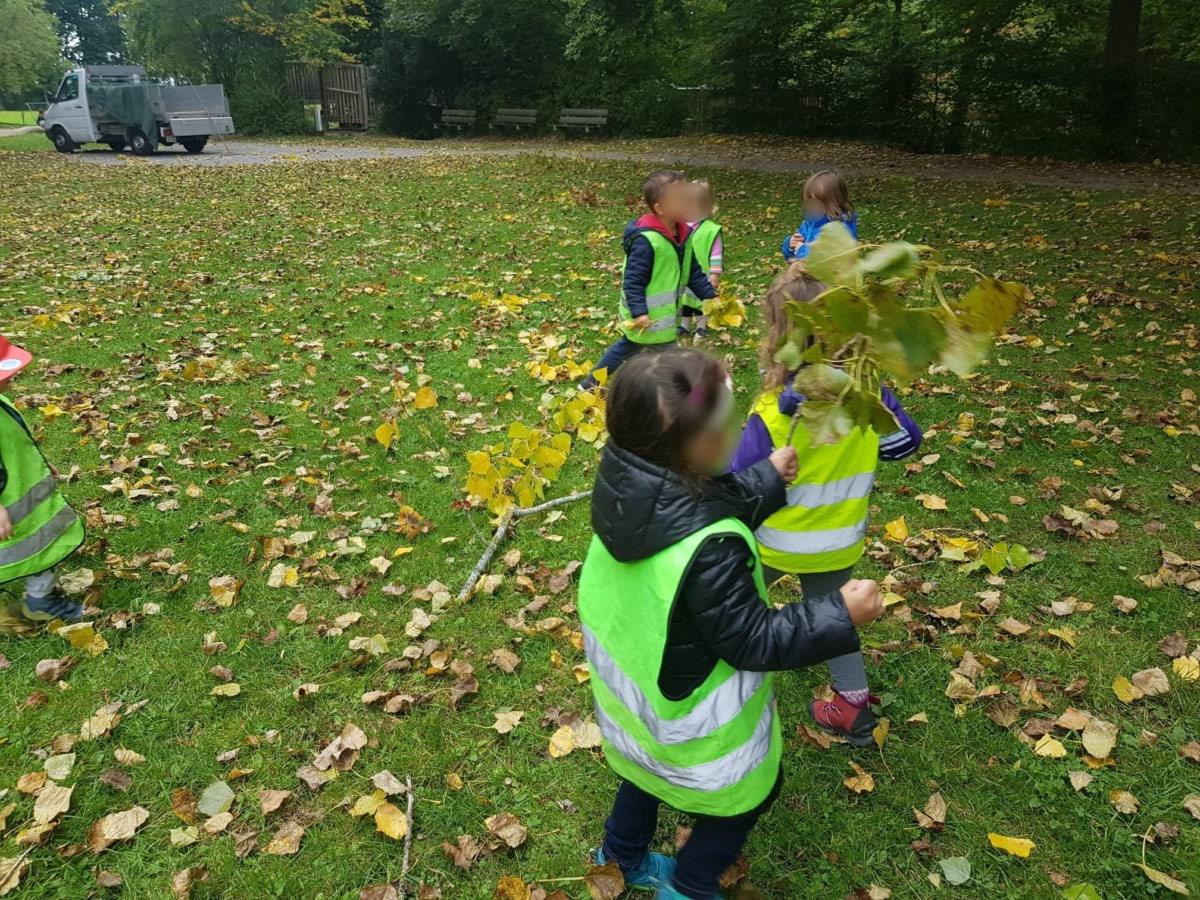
[583,861,625,900]
[259,789,292,815]
[0,856,30,897]
[169,788,198,824]
[1180,742,1200,763]
[1159,633,1189,658]
[442,834,487,871]
[16,771,46,794]
[843,761,875,794]
[489,648,522,673]
[87,805,150,853]
[313,722,368,772]
[917,493,948,510]
[1082,718,1119,759]
[493,710,524,735]
[797,723,841,750]
[372,771,405,795]
[35,656,76,683]
[80,702,123,740]
[985,697,1019,728]
[94,869,123,889]
[1112,595,1138,614]
[114,748,145,767]
[287,603,309,624]
[375,802,408,840]
[998,617,1031,636]
[1109,789,1139,814]
[944,672,977,702]
[263,820,305,855]
[1068,771,1094,792]
[449,662,479,710]
[170,866,210,899]
[485,812,527,850]
[360,885,401,900]
[1183,795,1200,821]
[1055,707,1091,731]
[209,575,242,608]
[33,784,73,824]
[1131,667,1170,697]
[914,792,947,830]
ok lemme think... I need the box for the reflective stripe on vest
[0,506,79,565]
[620,230,691,345]
[684,220,722,300]
[578,517,782,817]
[583,625,765,746]
[0,395,85,582]
[750,389,879,574]
[5,473,57,525]
[594,695,775,792]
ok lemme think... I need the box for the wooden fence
[284,63,375,130]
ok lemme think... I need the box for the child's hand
[0,505,11,541]
[768,446,797,483]
[632,314,650,331]
[841,579,883,626]
[788,234,804,251]
[709,273,720,291]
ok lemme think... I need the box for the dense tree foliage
[0,0,63,100]
[9,0,1200,157]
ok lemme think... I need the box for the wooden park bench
[554,108,608,133]
[492,108,538,130]
[436,109,477,132]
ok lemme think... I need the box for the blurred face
[803,193,829,221]
[653,180,693,224]
[689,184,713,221]
[682,386,737,475]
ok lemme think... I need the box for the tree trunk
[1099,0,1142,157]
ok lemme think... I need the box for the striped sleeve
[709,233,723,273]
[878,387,922,461]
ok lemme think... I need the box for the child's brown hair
[606,349,728,475]
[760,263,827,391]
[643,170,686,210]
[804,169,853,220]
[691,179,716,217]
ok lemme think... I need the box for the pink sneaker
[810,692,878,747]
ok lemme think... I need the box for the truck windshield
[56,74,79,102]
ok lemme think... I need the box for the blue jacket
[781,212,859,262]
[623,216,716,318]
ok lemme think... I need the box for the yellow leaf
[350,790,385,817]
[412,386,438,409]
[843,761,875,793]
[916,493,948,510]
[1034,735,1067,758]
[375,801,407,840]
[1174,657,1199,681]
[988,833,1035,858]
[210,683,241,698]
[872,718,890,751]
[267,564,299,588]
[1046,627,1077,647]
[1134,863,1191,895]
[1112,676,1142,703]
[548,725,576,759]
[884,516,909,542]
[375,421,398,450]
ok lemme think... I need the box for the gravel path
[60,136,1200,193]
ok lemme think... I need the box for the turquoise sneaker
[595,847,676,891]
[21,590,83,623]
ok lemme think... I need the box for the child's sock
[827,652,870,706]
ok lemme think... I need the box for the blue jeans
[582,335,648,388]
[602,773,781,897]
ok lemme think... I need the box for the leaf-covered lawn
[0,146,1197,899]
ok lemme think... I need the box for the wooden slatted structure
[492,108,538,130]
[436,109,477,131]
[284,63,375,130]
[554,108,608,132]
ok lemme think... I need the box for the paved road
[58,137,1198,193]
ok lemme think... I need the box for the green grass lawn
[0,145,1197,900]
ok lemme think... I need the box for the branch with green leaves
[774,223,1028,444]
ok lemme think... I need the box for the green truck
[40,65,235,155]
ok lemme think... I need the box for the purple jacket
[730,381,921,474]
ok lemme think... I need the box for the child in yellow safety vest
[579,348,883,899]
[0,334,86,633]
[580,170,717,390]
[729,265,923,746]
[679,179,723,343]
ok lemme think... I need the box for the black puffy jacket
[590,443,861,701]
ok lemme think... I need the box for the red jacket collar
[635,213,691,245]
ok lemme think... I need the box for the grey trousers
[762,564,869,696]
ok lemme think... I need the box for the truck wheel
[104,138,127,152]
[181,137,208,154]
[128,128,157,156]
[50,127,76,154]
